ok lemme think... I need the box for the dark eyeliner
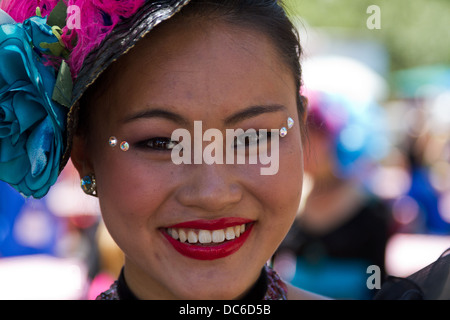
[136,137,179,151]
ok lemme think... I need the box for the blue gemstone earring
[81,174,97,197]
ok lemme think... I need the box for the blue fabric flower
[0,16,67,198]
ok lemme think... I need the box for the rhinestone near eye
[280,127,288,137]
[120,141,129,151]
[287,117,294,129]
[109,136,118,147]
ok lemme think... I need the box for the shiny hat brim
[60,0,191,170]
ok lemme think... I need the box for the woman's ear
[70,135,94,179]
[300,95,308,124]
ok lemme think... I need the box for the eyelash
[136,131,274,152]
[136,137,179,151]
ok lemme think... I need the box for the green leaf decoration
[39,26,69,59]
[47,0,68,29]
[36,7,43,18]
[40,41,68,58]
[52,60,73,108]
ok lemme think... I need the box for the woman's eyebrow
[224,105,287,126]
[123,105,286,126]
[123,108,189,125]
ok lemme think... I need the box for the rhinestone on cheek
[279,127,288,137]
[120,141,129,151]
[109,136,118,147]
[287,117,294,129]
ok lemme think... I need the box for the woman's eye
[233,130,271,148]
[140,137,179,151]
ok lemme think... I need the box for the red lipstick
[162,218,254,260]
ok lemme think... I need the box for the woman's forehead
[100,20,296,120]
[121,17,286,76]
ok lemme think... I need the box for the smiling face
[72,15,304,299]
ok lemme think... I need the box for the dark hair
[180,0,306,129]
[78,0,306,138]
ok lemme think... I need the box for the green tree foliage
[284,0,450,71]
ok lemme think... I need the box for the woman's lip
[162,223,254,260]
[164,217,254,230]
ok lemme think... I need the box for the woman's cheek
[267,145,303,210]
[94,155,165,221]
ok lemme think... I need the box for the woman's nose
[175,163,243,213]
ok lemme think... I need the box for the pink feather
[62,0,145,77]
[1,0,145,78]
[0,0,59,22]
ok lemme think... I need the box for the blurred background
[0,0,449,299]
[273,0,450,299]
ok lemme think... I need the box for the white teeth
[212,229,225,243]
[225,227,235,240]
[198,230,212,244]
[167,224,248,245]
[171,228,179,240]
[234,225,241,237]
[179,229,187,243]
[188,230,198,243]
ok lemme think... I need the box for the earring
[81,174,97,197]
[280,117,294,137]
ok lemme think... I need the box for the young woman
[0,0,325,299]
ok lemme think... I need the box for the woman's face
[75,16,304,299]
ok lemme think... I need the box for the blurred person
[370,67,450,301]
[0,0,327,300]
[402,104,450,234]
[275,89,392,299]
[388,67,450,233]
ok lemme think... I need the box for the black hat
[62,0,191,168]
